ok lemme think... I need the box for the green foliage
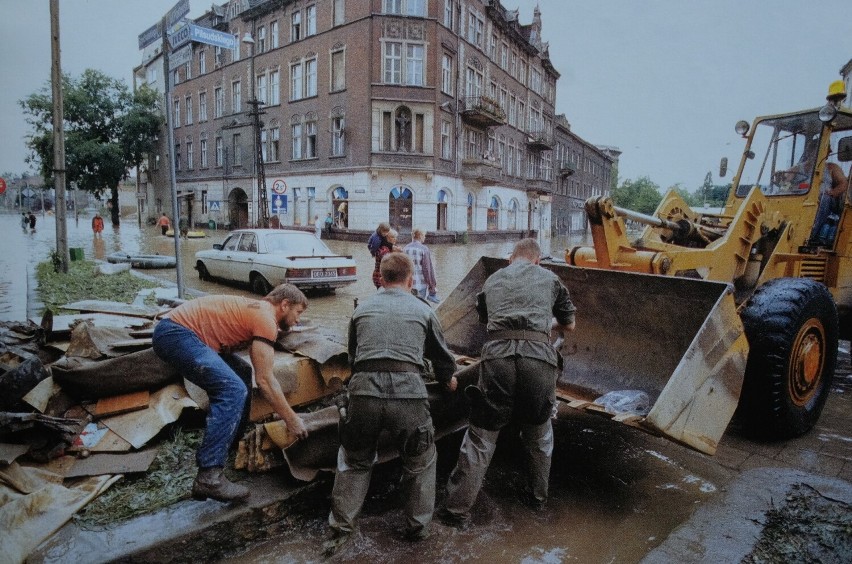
[20,69,163,225]
[36,260,158,313]
[74,429,203,527]
[611,176,663,214]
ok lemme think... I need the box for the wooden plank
[93,390,151,418]
[63,449,159,478]
[110,338,153,349]
[59,300,163,319]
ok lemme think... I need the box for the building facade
[552,113,619,239]
[137,0,617,252]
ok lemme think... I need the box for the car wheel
[738,278,837,439]
[196,261,211,281]
[251,273,272,296]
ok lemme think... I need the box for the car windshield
[264,232,334,255]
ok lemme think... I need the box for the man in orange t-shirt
[157,213,171,235]
[152,284,309,502]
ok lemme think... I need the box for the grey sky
[1,0,850,191]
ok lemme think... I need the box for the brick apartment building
[135,0,618,252]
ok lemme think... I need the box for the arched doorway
[487,196,499,230]
[332,186,348,228]
[228,187,249,229]
[508,199,519,230]
[466,193,474,231]
[437,189,449,231]
[389,186,412,234]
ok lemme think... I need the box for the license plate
[311,269,338,278]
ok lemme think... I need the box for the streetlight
[242,32,269,228]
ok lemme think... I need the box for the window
[383,41,425,86]
[232,133,242,166]
[291,58,316,100]
[198,48,206,74]
[185,96,193,125]
[444,0,454,29]
[146,66,157,84]
[173,98,180,126]
[269,70,280,105]
[333,0,345,25]
[441,54,453,94]
[510,50,517,77]
[291,11,301,42]
[290,62,302,100]
[305,59,317,97]
[500,42,508,69]
[199,91,207,121]
[172,69,180,86]
[271,21,279,48]
[258,26,266,53]
[467,10,484,48]
[232,32,241,61]
[174,143,181,170]
[215,87,224,118]
[263,126,280,162]
[465,66,483,98]
[331,49,345,91]
[306,119,317,158]
[200,138,208,167]
[186,140,193,169]
[231,80,241,113]
[465,129,482,159]
[332,115,345,156]
[257,73,267,105]
[215,137,223,166]
[383,0,425,16]
[518,59,527,86]
[292,123,303,159]
[489,34,498,60]
[306,5,316,36]
[530,67,542,94]
[441,120,452,159]
[185,61,192,80]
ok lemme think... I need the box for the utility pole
[50,0,69,273]
[248,98,269,228]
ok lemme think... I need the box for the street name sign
[171,44,192,67]
[189,24,236,50]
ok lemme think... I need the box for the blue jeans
[152,318,251,468]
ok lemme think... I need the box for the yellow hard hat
[827,80,846,101]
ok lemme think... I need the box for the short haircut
[511,238,541,262]
[264,283,308,307]
[386,228,398,241]
[377,222,391,235]
[380,252,413,284]
[412,228,426,241]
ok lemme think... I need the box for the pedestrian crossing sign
[209,201,221,212]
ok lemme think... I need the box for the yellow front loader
[439,91,852,455]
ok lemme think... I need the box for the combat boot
[191,467,250,502]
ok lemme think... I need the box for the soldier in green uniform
[324,252,458,555]
[439,238,576,527]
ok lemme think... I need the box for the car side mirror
[719,157,728,178]
[213,243,223,250]
[837,136,852,162]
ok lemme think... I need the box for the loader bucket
[436,257,749,455]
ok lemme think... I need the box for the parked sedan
[195,229,357,294]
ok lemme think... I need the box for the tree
[611,176,663,214]
[20,69,162,226]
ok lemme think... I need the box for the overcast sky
[1,0,850,191]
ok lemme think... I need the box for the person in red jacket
[91,213,104,237]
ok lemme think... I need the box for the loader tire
[738,278,837,439]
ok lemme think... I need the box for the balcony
[525,178,553,195]
[525,130,554,151]
[559,161,576,177]
[460,96,507,128]
[461,157,503,183]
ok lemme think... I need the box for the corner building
[144,0,569,253]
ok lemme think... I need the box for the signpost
[0,177,6,195]
[271,179,287,195]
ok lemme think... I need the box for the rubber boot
[191,467,250,502]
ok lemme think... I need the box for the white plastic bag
[594,390,651,416]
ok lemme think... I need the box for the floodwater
[1,211,725,562]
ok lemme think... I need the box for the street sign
[189,24,236,50]
[271,179,287,194]
[138,22,161,50]
[208,200,221,212]
[171,43,192,67]
[165,0,190,29]
[272,195,288,214]
[0,177,6,195]
[168,24,191,50]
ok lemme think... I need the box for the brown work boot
[191,467,250,502]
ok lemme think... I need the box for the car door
[206,233,241,279]
[229,232,259,284]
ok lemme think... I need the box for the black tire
[196,261,211,281]
[738,278,837,439]
[251,273,272,296]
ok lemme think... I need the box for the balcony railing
[559,161,577,177]
[461,156,503,183]
[525,130,554,151]
[460,96,507,128]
